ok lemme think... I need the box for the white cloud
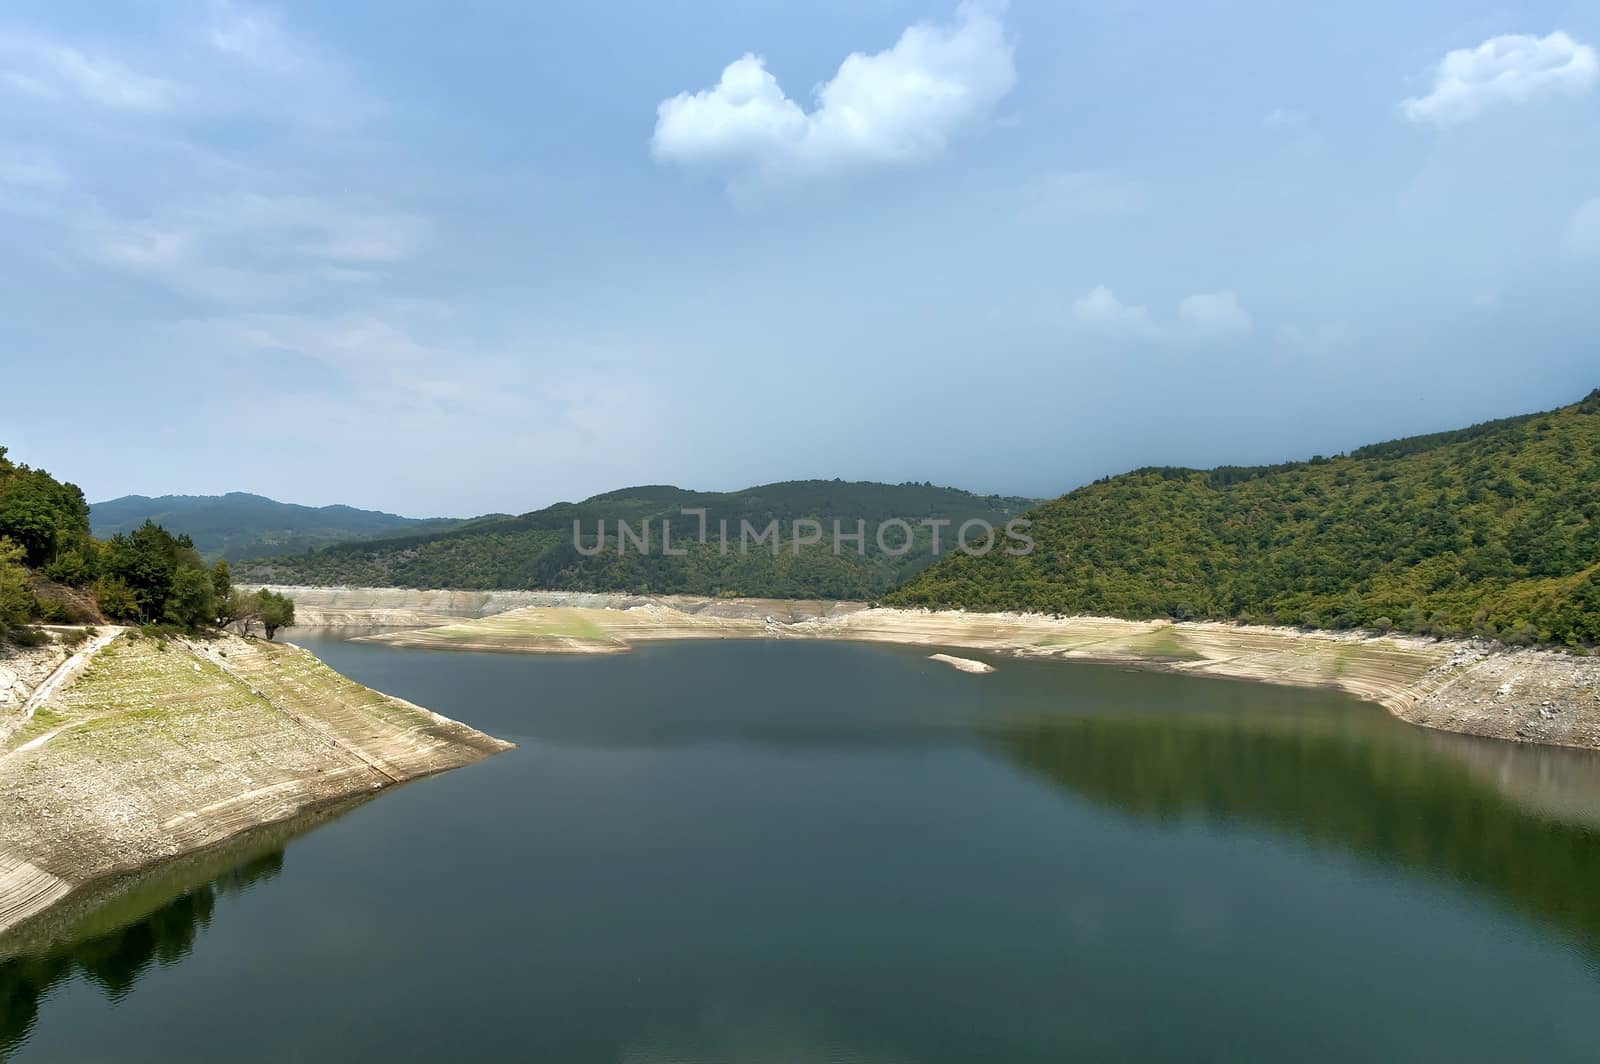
[1070,287,1256,341]
[218,194,428,263]
[1567,198,1600,256]
[1402,31,1598,126]
[81,194,427,302]
[0,32,175,110]
[1177,291,1253,337]
[1069,286,1157,337]
[207,1,297,67]
[651,1,1014,188]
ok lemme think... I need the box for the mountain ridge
[90,492,459,562]
[239,479,1039,599]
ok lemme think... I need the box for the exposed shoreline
[257,585,1600,753]
[8,587,1590,944]
[0,629,511,940]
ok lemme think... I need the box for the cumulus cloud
[1567,199,1600,256]
[1402,31,1598,126]
[1069,286,1157,337]
[651,1,1014,188]
[1177,291,1253,337]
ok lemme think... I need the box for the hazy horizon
[5,1,1597,513]
[61,383,1590,519]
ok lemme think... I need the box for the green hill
[887,391,1600,647]
[90,493,459,562]
[240,481,1037,600]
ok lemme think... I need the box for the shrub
[7,626,50,647]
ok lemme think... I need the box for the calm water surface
[5,637,1600,1061]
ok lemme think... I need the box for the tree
[0,479,61,567]
[211,560,236,626]
[94,576,141,622]
[98,521,215,630]
[163,568,216,630]
[253,589,295,640]
[100,522,179,621]
[0,538,34,637]
[43,548,94,585]
[225,588,258,636]
[0,455,92,571]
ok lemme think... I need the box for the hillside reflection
[0,851,283,1056]
[991,710,1600,951]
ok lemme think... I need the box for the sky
[1,0,1597,517]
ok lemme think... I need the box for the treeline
[888,390,1600,648]
[0,448,292,641]
[241,480,1037,598]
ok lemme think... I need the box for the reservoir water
[5,636,1600,1061]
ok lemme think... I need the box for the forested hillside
[887,391,1600,647]
[90,492,458,561]
[1,448,294,641]
[241,481,1037,599]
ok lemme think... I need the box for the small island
[929,653,996,673]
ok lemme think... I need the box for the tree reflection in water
[991,710,1600,952]
[0,851,284,1055]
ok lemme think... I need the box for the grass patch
[9,707,66,747]
[1123,629,1205,661]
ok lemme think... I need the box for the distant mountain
[90,493,460,561]
[239,480,1039,599]
[888,390,1600,647]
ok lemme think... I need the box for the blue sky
[2,0,1597,516]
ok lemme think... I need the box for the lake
[5,636,1600,1061]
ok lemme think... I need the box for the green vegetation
[0,448,295,641]
[89,492,459,562]
[0,540,33,637]
[0,447,93,572]
[889,390,1600,647]
[1,446,94,638]
[241,480,1036,599]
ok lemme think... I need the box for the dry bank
[257,585,1600,754]
[0,629,510,938]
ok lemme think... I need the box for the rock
[929,653,996,674]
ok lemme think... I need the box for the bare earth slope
[0,631,510,937]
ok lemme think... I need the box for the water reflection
[0,851,283,1056]
[991,710,1600,952]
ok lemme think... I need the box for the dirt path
[0,629,124,748]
